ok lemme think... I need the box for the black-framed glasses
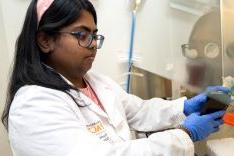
[57,31,105,49]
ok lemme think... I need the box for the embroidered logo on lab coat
[87,121,105,134]
[86,121,112,142]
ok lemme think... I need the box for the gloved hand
[182,111,225,142]
[184,86,230,116]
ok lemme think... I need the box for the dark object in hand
[201,91,231,115]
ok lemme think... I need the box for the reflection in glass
[182,9,222,89]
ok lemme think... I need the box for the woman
[1,0,229,156]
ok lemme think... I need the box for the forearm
[126,96,187,132]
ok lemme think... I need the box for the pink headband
[37,0,54,24]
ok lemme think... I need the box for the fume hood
[129,0,234,155]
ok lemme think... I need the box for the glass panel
[170,0,219,16]
[134,0,222,93]
[172,0,222,92]
[222,0,234,89]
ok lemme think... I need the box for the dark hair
[1,0,97,129]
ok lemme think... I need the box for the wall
[0,0,12,155]
[91,0,132,87]
[0,0,30,155]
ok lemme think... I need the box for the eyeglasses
[181,44,198,59]
[181,42,220,59]
[56,31,105,49]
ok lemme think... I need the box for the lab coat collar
[42,65,109,118]
[58,72,117,121]
[79,91,109,118]
[42,64,122,127]
[61,74,109,118]
[84,73,123,128]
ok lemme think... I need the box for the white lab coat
[8,71,194,156]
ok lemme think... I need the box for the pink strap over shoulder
[37,0,54,24]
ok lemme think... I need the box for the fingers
[207,110,226,119]
[210,126,219,133]
[207,86,231,93]
[191,112,201,116]
[213,119,224,127]
[196,93,208,103]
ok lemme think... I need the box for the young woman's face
[47,10,98,78]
